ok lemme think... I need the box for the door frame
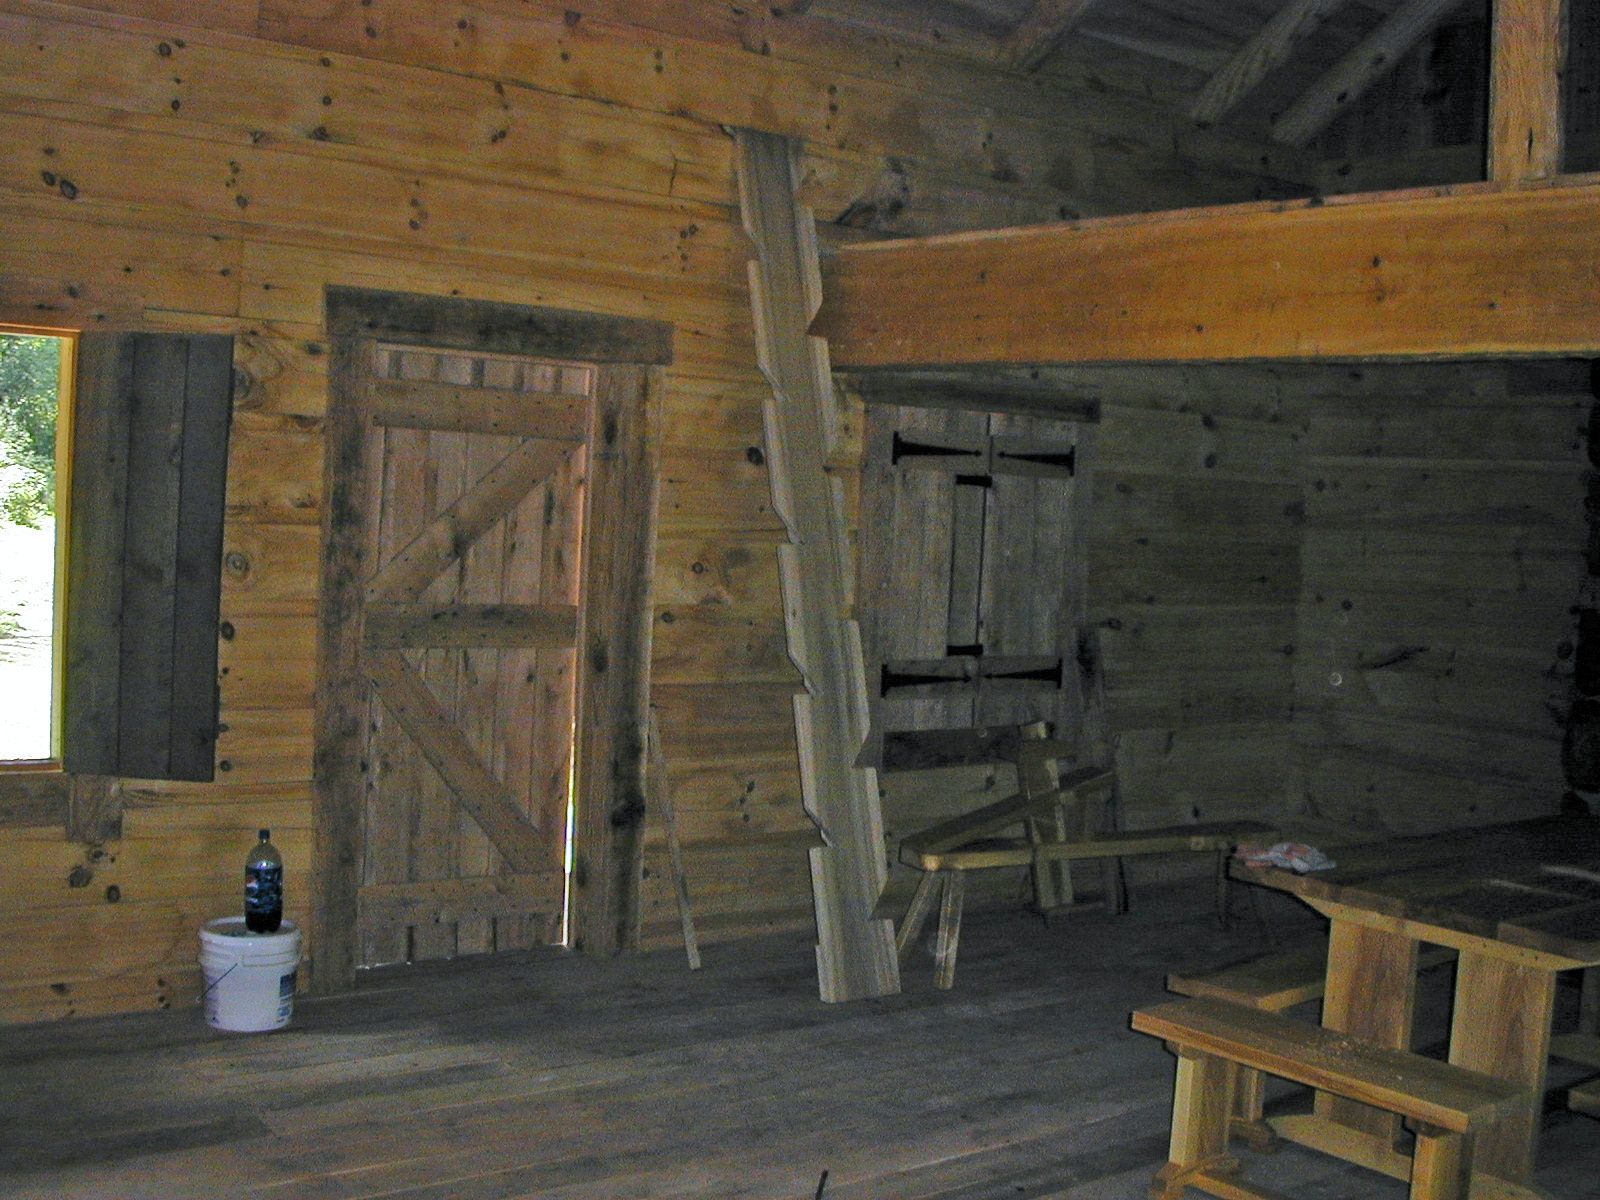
[314,287,672,991]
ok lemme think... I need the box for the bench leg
[1227,1067,1279,1153]
[897,871,941,962]
[1153,1047,1240,1200]
[1245,882,1277,949]
[1103,855,1130,915]
[1027,815,1074,912]
[1320,921,1418,1151]
[933,870,965,990]
[1409,1127,1470,1200]
[1582,967,1599,1038]
[1214,850,1232,930]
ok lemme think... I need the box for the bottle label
[245,863,283,916]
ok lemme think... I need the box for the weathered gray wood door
[857,402,1094,766]
[353,342,590,965]
[316,289,669,989]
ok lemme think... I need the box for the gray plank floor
[1,884,1595,1199]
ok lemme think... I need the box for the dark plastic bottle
[244,829,283,933]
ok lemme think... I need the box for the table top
[1235,814,1600,965]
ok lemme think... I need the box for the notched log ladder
[735,127,900,1002]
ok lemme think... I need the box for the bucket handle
[198,961,239,1002]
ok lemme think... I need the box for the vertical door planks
[318,289,670,989]
[858,402,1090,763]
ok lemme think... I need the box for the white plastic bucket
[198,917,301,1033]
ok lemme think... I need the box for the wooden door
[858,402,1093,767]
[353,342,590,966]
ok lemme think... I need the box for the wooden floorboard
[0,886,1595,1199]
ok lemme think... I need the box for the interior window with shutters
[0,326,73,765]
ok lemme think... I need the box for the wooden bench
[1166,938,1458,1149]
[896,728,1277,987]
[896,759,1117,988]
[1573,1078,1600,1118]
[1552,1028,1600,1119]
[1132,997,1528,1200]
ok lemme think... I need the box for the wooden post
[896,871,941,959]
[1488,0,1568,181]
[1154,1048,1236,1200]
[1411,1126,1472,1200]
[932,870,965,990]
[312,331,377,993]
[569,365,662,958]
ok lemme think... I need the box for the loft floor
[1,884,1595,1199]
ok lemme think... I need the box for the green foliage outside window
[0,333,60,528]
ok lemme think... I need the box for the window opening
[0,326,73,765]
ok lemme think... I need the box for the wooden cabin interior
[0,1,1598,1196]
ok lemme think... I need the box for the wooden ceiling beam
[1190,0,1354,128]
[1488,0,1569,181]
[1002,0,1097,71]
[812,177,1600,366]
[1270,0,1467,147]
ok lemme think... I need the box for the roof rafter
[1190,0,1354,127]
[1002,0,1097,71]
[1271,0,1466,147]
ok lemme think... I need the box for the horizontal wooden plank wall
[0,0,1285,1021]
[1293,360,1588,834]
[860,360,1587,908]
[858,365,1304,908]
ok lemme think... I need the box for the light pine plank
[816,182,1600,367]
[1488,0,1568,181]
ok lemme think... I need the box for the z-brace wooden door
[857,403,1097,768]
[354,342,589,966]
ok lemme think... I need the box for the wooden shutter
[64,333,235,782]
[857,401,1090,769]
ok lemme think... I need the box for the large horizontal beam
[812,178,1600,367]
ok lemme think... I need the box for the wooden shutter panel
[857,401,1088,769]
[64,333,235,782]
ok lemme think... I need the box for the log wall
[869,361,1587,910]
[1294,360,1589,834]
[871,366,1303,909]
[0,0,1280,1022]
